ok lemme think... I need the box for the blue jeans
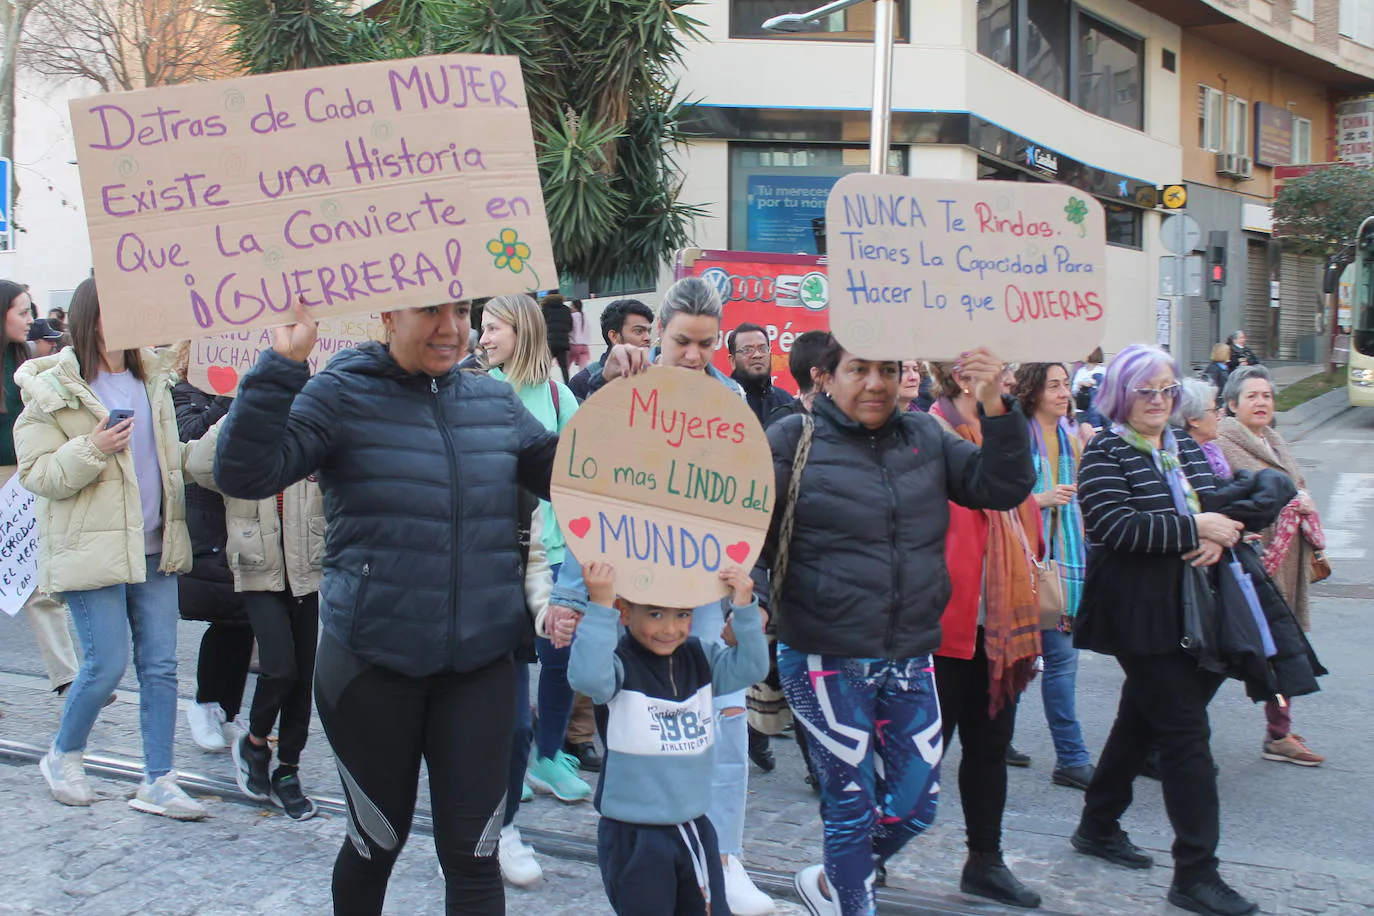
[505,662,532,826]
[56,555,180,780]
[691,597,748,858]
[778,646,943,916]
[533,562,573,760]
[1039,627,1091,769]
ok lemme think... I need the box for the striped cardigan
[1072,429,1219,657]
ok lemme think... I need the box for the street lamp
[762,0,895,176]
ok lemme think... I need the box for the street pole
[869,0,895,175]
[761,0,896,175]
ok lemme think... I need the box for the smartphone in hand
[105,408,135,429]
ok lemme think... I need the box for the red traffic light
[1210,265,1225,282]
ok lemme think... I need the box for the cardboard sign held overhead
[825,174,1107,362]
[551,367,776,608]
[188,314,386,396]
[70,54,555,351]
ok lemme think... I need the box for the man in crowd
[729,322,794,426]
[568,299,654,402]
[765,329,829,426]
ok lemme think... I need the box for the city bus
[1349,216,1374,406]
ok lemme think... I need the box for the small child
[568,562,770,916]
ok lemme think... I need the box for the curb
[1276,387,1352,443]
[0,739,1069,916]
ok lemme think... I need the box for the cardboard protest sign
[825,174,1107,362]
[189,313,386,396]
[0,476,39,616]
[70,54,555,351]
[551,367,775,608]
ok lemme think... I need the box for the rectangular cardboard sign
[71,54,555,350]
[0,476,39,616]
[825,174,1107,362]
[188,314,386,396]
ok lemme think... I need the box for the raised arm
[174,383,232,443]
[703,598,770,696]
[567,599,626,704]
[940,403,1036,511]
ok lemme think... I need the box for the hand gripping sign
[552,367,776,608]
[70,54,554,350]
[825,174,1107,362]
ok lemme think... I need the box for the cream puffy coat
[188,420,324,596]
[14,348,194,594]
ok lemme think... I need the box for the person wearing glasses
[729,322,794,427]
[1069,345,1257,916]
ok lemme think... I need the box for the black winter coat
[763,394,1034,659]
[172,381,244,625]
[1200,362,1228,406]
[214,344,558,676]
[733,371,795,427]
[543,302,573,352]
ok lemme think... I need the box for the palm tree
[219,0,704,289]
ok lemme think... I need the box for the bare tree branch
[21,0,237,93]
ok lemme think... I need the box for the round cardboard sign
[551,366,776,608]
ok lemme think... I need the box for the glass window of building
[977,0,1015,69]
[1198,86,1224,151]
[1293,117,1313,165]
[1340,0,1374,45]
[1226,97,1250,156]
[1104,202,1142,249]
[729,145,907,254]
[732,0,909,40]
[1077,14,1143,129]
[1293,0,1314,19]
[1023,0,1070,98]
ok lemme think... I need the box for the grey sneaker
[39,747,93,806]
[129,772,207,821]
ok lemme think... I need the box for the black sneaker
[232,734,272,801]
[748,725,776,773]
[563,741,602,773]
[960,852,1042,909]
[270,767,318,821]
[1052,764,1096,790]
[1071,828,1154,869]
[1005,746,1032,768]
[1167,877,1258,916]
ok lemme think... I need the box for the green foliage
[221,0,705,288]
[1273,166,1374,266]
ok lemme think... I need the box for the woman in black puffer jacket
[762,335,1034,916]
[172,346,248,754]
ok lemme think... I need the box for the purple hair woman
[1066,344,1259,916]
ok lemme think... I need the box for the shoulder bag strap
[769,415,814,626]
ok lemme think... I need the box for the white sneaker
[186,702,228,751]
[221,716,243,746]
[129,772,208,821]
[39,747,93,806]
[794,864,838,916]
[725,855,776,915]
[498,824,543,887]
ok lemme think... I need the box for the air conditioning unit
[1233,156,1254,180]
[1214,152,1255,179]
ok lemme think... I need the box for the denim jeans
[505,662,532,827]
[1039,627,1092,769]
[691,597,749,858]
[56,555,180,780]
[533,562,574,761]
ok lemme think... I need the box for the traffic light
[1207,230,1227,302]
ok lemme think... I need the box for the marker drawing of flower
[1064,197,1089,237]
[488,228,532,272]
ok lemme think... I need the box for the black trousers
[597,815,727,916]
[551,347,571,383]
[935,633,1018,856]
[195,622,253,719]
[315,629,515,916]
[243,590,319,765]
[1080,651,1225,885]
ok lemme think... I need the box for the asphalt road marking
[1322,472,1374,560]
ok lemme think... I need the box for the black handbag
[1179,563,1221,672]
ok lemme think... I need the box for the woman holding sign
[214,297,558,916]
[554,276,777,916]
[764,337,1035,916]
[16,278,205,821]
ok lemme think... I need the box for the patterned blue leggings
[778,646,944,916]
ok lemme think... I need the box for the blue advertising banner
[746,174,836,254]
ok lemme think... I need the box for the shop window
[729,145,907,254]
[1104,203,1141,249]
[732,0,909,40]
[1077,14,1142,130]
[975,0,1143,130]
[1199,85,1224,151]
[1293,117,1313,165]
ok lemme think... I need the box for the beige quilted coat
[13,348,193,594]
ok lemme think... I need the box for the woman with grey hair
[1173,378,1229,480]
[1215,366,1327,768]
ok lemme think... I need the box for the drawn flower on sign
[488,228,532,273]
[1064,197,1089,237]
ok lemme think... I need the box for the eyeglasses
[1133,384,1181,402]
[736,345,769,357]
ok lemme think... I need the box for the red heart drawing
[568,517,591,539]
[206,365,238,395]
[725,541,750,564]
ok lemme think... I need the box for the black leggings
[244,590,319,766]
[315,629,516,916]
[195,622,253,719]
